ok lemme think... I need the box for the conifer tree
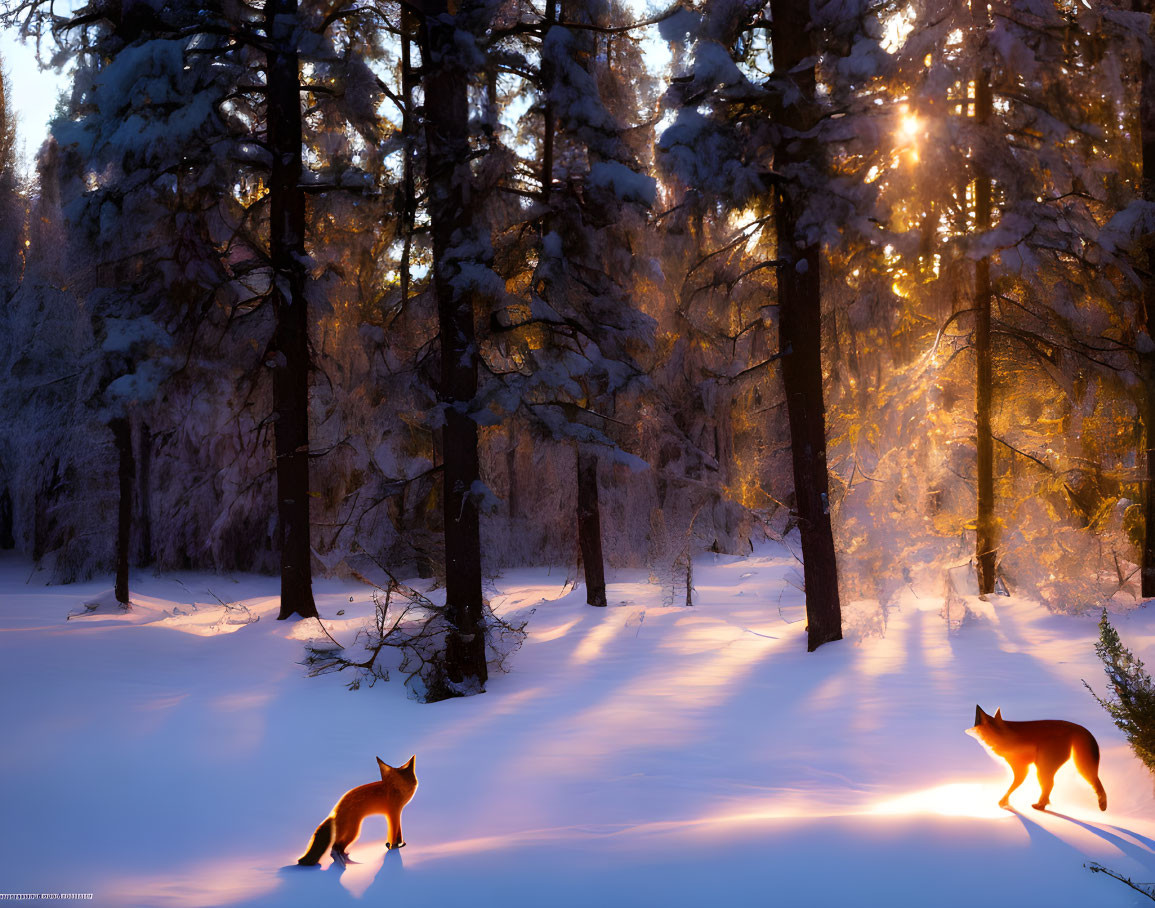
[417,0,494,691]
[660,0,851,648]
[502,0,656,607]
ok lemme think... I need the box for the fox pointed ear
[994,708,1003,721]
[975,705,986,725]
[376,756,390,772]
[404,755,416,771]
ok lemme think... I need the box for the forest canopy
[0,0,1151,680]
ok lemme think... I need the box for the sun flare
[898,110,922,144]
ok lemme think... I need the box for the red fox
[967,705,1106,812]
[297,756,418,866]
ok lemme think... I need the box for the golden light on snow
[869,782,1008,820]
[570,606,633,665]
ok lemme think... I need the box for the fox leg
[330,841,358,866]
[331,816,363,865]
[999,761,1029,808]
[1073,742,1108,811]
[1033,762,1059,811]
[385,810,405,849]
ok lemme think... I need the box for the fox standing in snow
[967,705,1106,812]
[298,756,418,866]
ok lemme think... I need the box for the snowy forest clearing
[1,543,1154,907]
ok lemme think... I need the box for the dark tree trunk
[506,424,519,523]
[267,0,317,621]
[542,0,611,605]
[1140,0,1155,597]
[135,420,152,567]
[420,0,488,689]
[770,0,842,652]
[0,487,13,549]
[576,447,607,607]
[973,14,997,597]
[110,417,134,606]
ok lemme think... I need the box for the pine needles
[1085,610,1155,775]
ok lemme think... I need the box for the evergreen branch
[1086,612,1155,775]
[320,5,403,37]
[490,1,684,40]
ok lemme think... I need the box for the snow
[3,544,1155,907]
[587,161,657,208]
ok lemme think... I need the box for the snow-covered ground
[2,543,1155,907]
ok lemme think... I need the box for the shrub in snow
[304,575,525,704]
[1086,610,1155,777]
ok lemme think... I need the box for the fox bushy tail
[298,816,334,865]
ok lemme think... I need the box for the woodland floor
[2,544,1155,907]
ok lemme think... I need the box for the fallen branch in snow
[303,553,526,702]
[1087,862,1155,901]
[170,579,260,630]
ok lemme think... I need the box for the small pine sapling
[1085,610,1155,775]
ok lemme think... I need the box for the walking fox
[967,705,1106,812]
[297,756,418,866]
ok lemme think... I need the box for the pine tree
[417,0,493,693]
[266,0,318,620]
[0,51,22,553]
[659,0,850,648]
[501,0,656,607]
[769,0,842,649]
[3,0,390,606]
[1087,610,1155,774]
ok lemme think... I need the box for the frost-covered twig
[1087,862,1155,901]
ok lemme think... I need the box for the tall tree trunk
[973,10,997,596]
[420,0,488,689]
[268,0,318,620]
[1139,0,1155,597]
[0,487,13,550]
[134,420,152,567]
[506,423,519,523]
[110,417,134,606]
[543,0,610,606]
[770,0,842,652]
[576,446,607,607]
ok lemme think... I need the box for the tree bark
[506,424,519,523]
[770,0,842,652]
[973,10,997,597]
[0,488,13,549]
[267,0,318,620]
[1139,0,1155,597]
[134,420,152,567]
[543,0,611,607]
[110,417,134,606]
[420,0,488,689]
[577,446,607,607]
